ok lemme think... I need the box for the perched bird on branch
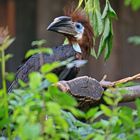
[8,6,94,92]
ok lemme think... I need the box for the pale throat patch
[72,43,82,53]
[74,33,83,40]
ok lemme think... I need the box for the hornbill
[8,7,94,92]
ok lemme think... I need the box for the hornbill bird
[8,7,94,92]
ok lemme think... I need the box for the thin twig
[100,73,140,88]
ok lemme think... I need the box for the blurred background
[0,0,140,83]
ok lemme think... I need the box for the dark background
[0,0,140,85]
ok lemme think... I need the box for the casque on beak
[47,16,77,36]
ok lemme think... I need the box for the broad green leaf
[41,61,60,74]
[124,0,131,6]
[46,102,61,115]
[86,107,99,119]
[102,0,109,19]
[5,72,15,82]
[100,104,112,117]
[22,123,41,139]
[94,0,101,11]
[104,28,113,60]
[97,18,110,57]
[95,10,103,36]
[5,54,13,62]
[103,96,114,105]
[29,72,42,89]
[108,1,117,18]
[92,9,103,37]
[45,73,58,83]
[31,39,47,47]
[131,0,140,10]
[48,86,77,107]
[25,48,53,58]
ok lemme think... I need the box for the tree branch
[56,75,140,109]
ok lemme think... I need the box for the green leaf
[25,48,53,58]
[100,104,112,117]
[70,108,85,118]
[31,39,47,47]
[95,9,103,35]
[5,54,13,62]
[94,0,101,12]
[135,99,140,118]
[103,96,114,105]
[92,9,103,37]
[104,29,113,60]
[22,123,41,139]
[0,37,15,51]
[91,48,97,58]
[86,107,99,119]
[45,73,58,83]
[46,102,61,115]
[102,0,109,19]
[63,38,69,45]
[124,0,131,6]
[5,72,15,82]
[97,18,110,57]
[41,61,60,74]
[77,0,84,9]
[108,1,117,19]
[128,36,140,45]
[48,86,77,107]
[29,72,42,89]
[18,79,27,88]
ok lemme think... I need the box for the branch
[56,75,140,109]
[100,73,140,88]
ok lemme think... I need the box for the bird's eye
[75,23,82,29]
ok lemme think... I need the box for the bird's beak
[47,16,77,36]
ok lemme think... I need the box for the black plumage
[8,44,79,92]
[8,7,94,92]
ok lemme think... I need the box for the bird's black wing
[8,44,79,92]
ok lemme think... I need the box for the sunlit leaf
[45,73,58,83]
[86,107,99,119]
[100,104,112,117]
[77,0,84,9]
[25,48,53,58]
[128,36,140,45]
[5,72,15,82]
[41,61,60,74]
[5,54,13,62]
[32,39,47,47]
[29,72,42,89]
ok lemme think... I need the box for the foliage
[128,36,140,46]
[124,0,140,46]
[0,1,140,140]
[124,0,140,10]
[78,0,117,60]
[0,29,140,140]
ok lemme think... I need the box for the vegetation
[0,0,140,140]
[78,0,117,60]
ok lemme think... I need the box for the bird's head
[47,7,94,58]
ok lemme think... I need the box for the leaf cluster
[78,0,117,60]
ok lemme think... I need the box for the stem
[1,50,11,138]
